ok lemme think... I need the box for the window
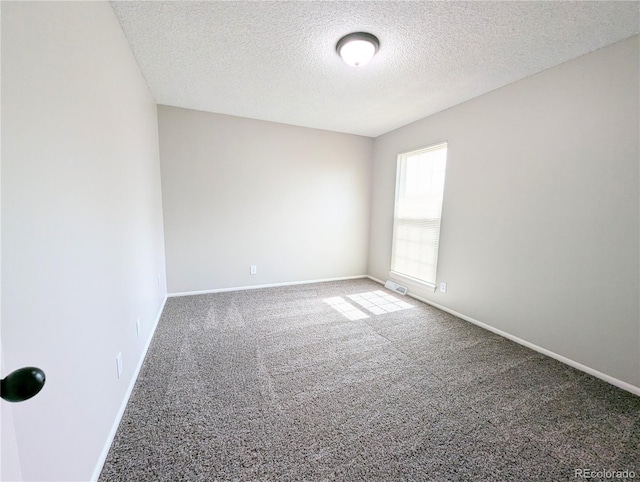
[390,142,447,290]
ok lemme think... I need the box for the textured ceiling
[110,1,639,137]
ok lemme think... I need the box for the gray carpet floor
[99,278,640,481]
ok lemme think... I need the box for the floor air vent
[384,280,408,295]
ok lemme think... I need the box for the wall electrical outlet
[439,282,447,293]
[116,352,123,379]
[250,265,257,275]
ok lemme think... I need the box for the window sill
[389,271,437,292]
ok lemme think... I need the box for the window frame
[390,141,448,291]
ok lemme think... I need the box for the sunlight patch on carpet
[324,290,413,320]
[347,290,413,315]
[323,297,369,320]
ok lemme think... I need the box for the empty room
[1,1,639,481]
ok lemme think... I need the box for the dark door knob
[1,367,46,402]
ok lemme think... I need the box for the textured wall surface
[158,106,372,294]
[110,1,639,137]
[1,2,166,480]
[368,36,640,387]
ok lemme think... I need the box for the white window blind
[390,142,447,290]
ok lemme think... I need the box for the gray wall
[1,2,167,480]
[158,106,373,294]
[368,36,640,387]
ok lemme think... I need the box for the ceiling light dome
[336,32,379,68]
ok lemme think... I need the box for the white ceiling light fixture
[336,32,380,68]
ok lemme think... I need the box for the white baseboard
[367,275,640,397]
[168,275,368,298]
[90,294,168,482]
[366,275,385,285]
